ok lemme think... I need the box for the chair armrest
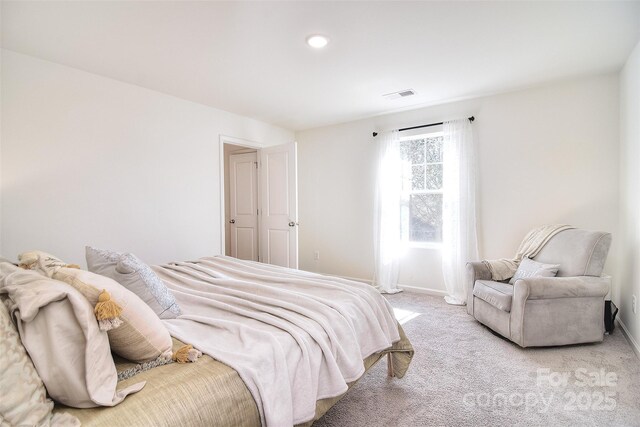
[465,262,491,314]
[466,262,491,281]
[510,276,610,346]
[514,276,611,300]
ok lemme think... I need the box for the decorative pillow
[18,251,173,363]
[85,246,181,319]
[0,263,144,409]
[509,257,560,284]
[18,250,79,273]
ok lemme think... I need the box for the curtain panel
[442,118,479,305]
[372,130,405,294]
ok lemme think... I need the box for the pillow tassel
[94,289,123,331]
[172,344,202,363]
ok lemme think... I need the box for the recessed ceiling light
[306,35,329,49]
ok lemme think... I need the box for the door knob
[288,221,296,227]
[229,219,235,224]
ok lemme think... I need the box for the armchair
[466,228,612,347]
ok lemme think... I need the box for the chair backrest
[533,229,612,277]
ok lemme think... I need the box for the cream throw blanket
[152,256,400,427]
[0,263,145,409]
[482,224,574,281]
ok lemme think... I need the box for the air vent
[383,89,416,100]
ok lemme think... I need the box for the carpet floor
[314,291,640,427]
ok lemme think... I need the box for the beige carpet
[315,291,640,427]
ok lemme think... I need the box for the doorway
[226,146,259,261]
[219,135,299,268]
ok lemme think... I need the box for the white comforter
[152,256,400,427]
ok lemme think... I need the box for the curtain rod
[372,116,475,137]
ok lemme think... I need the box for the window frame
[399,129,444,250]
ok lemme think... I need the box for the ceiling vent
[383,89,416,100]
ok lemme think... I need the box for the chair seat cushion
[473,280,514,312]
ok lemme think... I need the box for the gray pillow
[85,247,181,319]
[509,257,560,284]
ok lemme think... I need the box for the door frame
[219,135,262,257]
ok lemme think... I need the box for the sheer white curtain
[442,118,479,305]
[373,130,406,294]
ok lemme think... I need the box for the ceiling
[2,1,640,131]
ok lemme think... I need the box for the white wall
[297,74,620,294]
[0,50,294,265]
[618,40,640,352]
[0,47,3,253]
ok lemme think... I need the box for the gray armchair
[466,229,612,347]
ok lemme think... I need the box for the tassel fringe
[172,344,202,363]
[98,317,123,331]
[118,349,200,381]
[94,289,123,331]
[187,347,202,362]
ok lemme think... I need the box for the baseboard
[617,318,640,361]
[326,273,448,298]
[398,284,448,297]
[329,274,373,285]
[334,270,638,356]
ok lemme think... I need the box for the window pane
[409,193,443,242]
[408,139,425,164]
[399,141,409,160]
[401,139,425,164]
[425,164,443,189]
[411,165,425,190]
[425,137,443,162]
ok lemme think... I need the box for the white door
[259,142,298,268]
[229,152,259,261]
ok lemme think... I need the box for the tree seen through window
[399,134,444,243]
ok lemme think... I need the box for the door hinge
[255,161,258,169]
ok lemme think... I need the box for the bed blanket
[152,256,403,427]
[482,224,574,281]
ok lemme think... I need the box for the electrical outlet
[314,251,320,261]
[633,295,637,315]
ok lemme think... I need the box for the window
[399,132,444,244]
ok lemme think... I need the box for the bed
[37,255,414,426]
[54,331,412,426]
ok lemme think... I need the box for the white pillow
[54,267,174,362]
[85,246,181,319]
[509,257,560,284]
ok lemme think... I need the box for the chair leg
[387,353,395,377]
